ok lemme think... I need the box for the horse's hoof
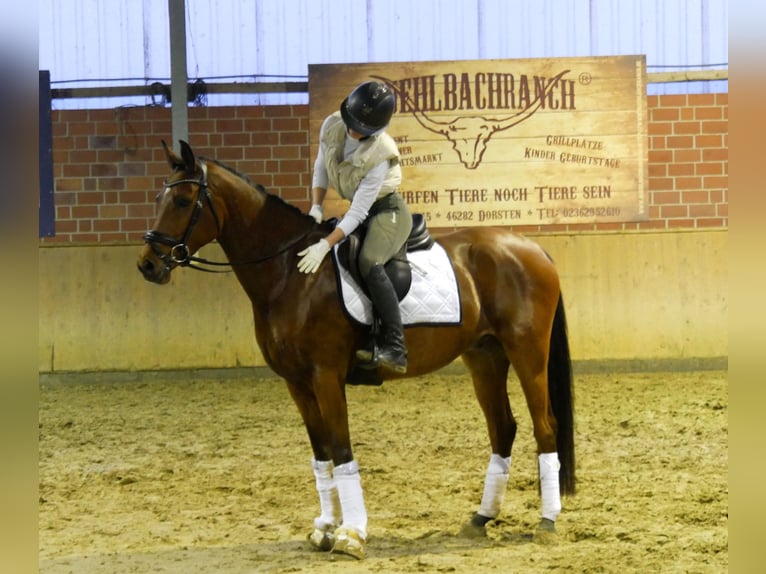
[308,527,334,552]
[457,512,491,538]
[457,521,487,539]
[533,518,559,545]
[331,527,366,560]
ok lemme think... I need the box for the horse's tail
[548,293,576,495]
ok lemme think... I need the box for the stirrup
[376,348,407,374]
[355,342,382,371]
[355,346,375,363]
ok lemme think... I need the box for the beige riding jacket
[319,112,402,202]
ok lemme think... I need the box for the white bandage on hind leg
[333,460,368,539]
[478,453,511,518]
[539,452,562,522]
[312,458,341,530]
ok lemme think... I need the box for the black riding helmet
[340,81,395,136]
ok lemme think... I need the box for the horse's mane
[200,156,263,191]
[200,155,308,219]
[204,156,307,222]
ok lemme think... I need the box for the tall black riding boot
[355,264,408,373]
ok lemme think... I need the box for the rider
[296,80,412,373]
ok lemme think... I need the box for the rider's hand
[308,204,323,224]
[297,238,331,274]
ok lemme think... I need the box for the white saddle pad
[332,241,462,327]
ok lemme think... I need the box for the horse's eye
[175,197,193,208]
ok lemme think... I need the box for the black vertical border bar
[39,70,55,237]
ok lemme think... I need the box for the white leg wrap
[333,460,368,539]
[478,453,511,518]
[539,452,562,522]
[312,458,341,531]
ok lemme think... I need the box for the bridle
[143,162,227,273]
[143,161,311,273]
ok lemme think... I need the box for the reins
[179,230,311,273]
[143,161,312,274]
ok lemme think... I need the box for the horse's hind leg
[507,336,562,542]
[459,337,516,537]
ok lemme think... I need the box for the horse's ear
[179,140,196,173]
[162,139,185,171]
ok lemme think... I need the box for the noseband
[143,162,224,271]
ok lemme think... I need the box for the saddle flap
[337,235,411,301]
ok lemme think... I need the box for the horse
[137,140,576,560]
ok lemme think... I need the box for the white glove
[297,238,331,274]
[308,204,323,223]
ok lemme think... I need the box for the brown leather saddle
[335,213,434,300]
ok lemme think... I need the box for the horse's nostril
[139,258,155,274]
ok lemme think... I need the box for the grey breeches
[358,192,413,279]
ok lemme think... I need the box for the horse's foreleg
[285,381,348,553]
[308,458,342,551]
[330,459,368,559]
[289,374,368,559]
[307,457,368,558]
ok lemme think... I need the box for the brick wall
[644,94,728,230]
[40,93,727,244]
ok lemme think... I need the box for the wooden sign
[308,55,648,227]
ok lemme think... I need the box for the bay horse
[137,140,575,560]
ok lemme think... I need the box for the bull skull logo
[373,70,569,170]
